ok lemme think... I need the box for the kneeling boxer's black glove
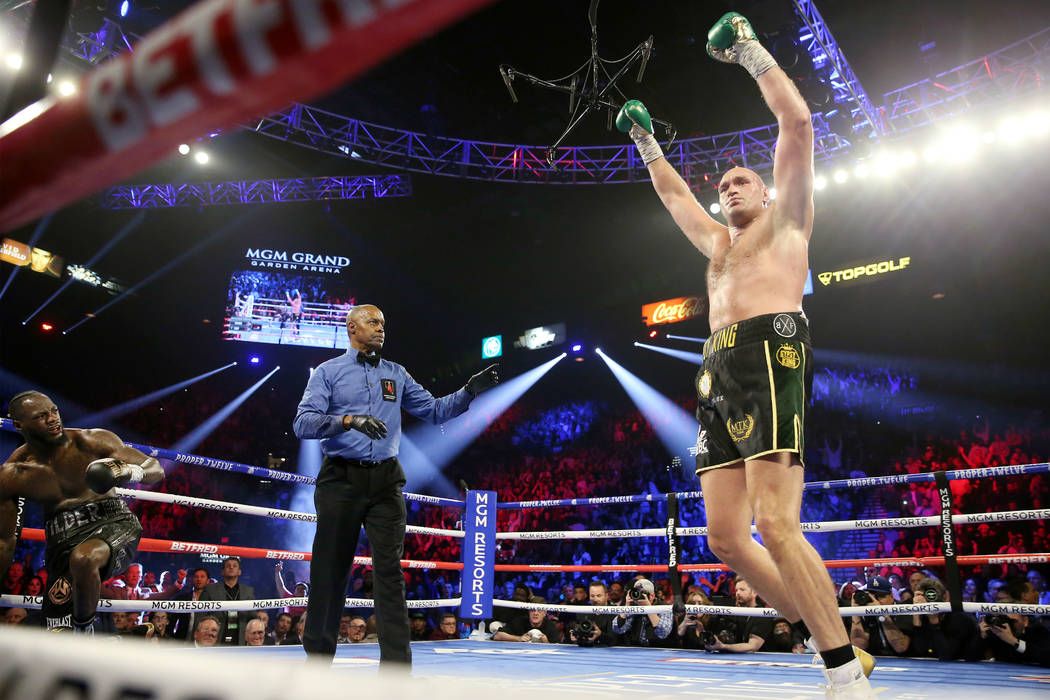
[85,458,145,494]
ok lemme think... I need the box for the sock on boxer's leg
[821,643,856,669]
[72,614,95,635]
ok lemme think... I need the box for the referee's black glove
[465,364,500,397]
[344,415,388,439]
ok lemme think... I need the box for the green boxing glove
[616,99,653,134]
[617,100,664,165]
[706,12,777,80]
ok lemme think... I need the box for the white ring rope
[498,509,1050,540]
[6,476,1037,622]
[0,627,530,700]
[0,594,461,613]
[490,599,1050,619]
[113,486,1047,541]
[5,594,1047,619]
[114,487,464,538]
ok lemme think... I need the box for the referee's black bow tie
[357,352,380,367]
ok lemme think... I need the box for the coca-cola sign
[641,296,707,326]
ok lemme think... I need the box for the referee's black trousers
[303,456,410,666]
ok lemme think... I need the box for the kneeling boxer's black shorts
[694,312,813,474]
[42,498,142,629]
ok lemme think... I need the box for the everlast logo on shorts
[727,414,754,442]
[705,324,738,356]
[776,343,800,369]
[48,576,72,605]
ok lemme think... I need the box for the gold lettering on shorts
[776,343,801,369]
[706,323,738,356]
[727,414,754,442]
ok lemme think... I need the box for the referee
[293,304,498,668]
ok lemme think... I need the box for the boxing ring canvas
[200,639,1050,698]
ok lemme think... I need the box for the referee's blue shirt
[293,350,473,460]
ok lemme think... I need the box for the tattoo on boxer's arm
[850,619,870,648]
[881,617,911,653]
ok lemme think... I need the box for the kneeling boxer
[0,391,163,632]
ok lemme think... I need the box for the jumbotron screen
[222,269,355,349]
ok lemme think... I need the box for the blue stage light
[634,341,703,365]
[249,356,261,364]
[174,366,280,453]
[596,349,699,465]
[75,361,236,428]
[402,354,565,494]
[571,344,582,353]
[120,1,129,17]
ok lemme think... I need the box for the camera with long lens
[700,629,717,646]
[853,589,873,606]
[571,618,598,647]
[921,588,940,603]
[984,614,1011,628]
[716,627,736,644]
[713,616,738,645]
[628,583,648,602]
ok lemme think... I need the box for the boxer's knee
[754,511,800,555]
[707,526,749,566]
[69,540,109,580]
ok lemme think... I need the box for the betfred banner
[641,296,706,326]
[459,490,497,619]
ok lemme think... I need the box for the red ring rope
[18,528,462,570]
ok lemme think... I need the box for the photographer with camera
[849,577,912,657]
[677,590,714,650]
[703,579,775,653]
[568,581,619,647]
[487,582,532,631]
[907,578,981,661]
[977,599,1050,667]
[492,596,561,644]
[611,578,673,647]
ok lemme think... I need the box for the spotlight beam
[403,353,566,487]
[72,361,237,428]
[23,211,146,324]
[173,365,279,453]
[666,334,706,343]
[64,210,256,334]
[285,438,322,553]
[0,213,52,302]
[398,434,457,498]
[595,348,699,466]
[634,341,703,365]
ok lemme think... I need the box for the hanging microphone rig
[499,0,676,167]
